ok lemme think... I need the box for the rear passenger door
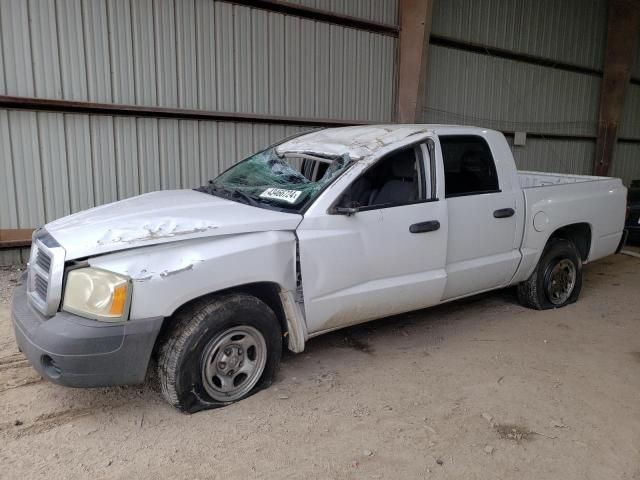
[439,135,520,300]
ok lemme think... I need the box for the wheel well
[548,223,591,261]
[154,282,288,354]
[234,282,288,335]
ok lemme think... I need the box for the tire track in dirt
[0,407,95,438]
[0,359,30,372]
[0,353,29,372]
[0,352,43,393]
[0,353,26,366]
[0,377,43,394]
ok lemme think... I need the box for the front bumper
[11,274,163,388]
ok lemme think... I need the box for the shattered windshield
[197,148,352,212]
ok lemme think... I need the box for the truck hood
[45,190,302,260]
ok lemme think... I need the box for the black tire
[517,238,583,310]
[157,293,282,413]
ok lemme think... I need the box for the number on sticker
[259,188,303,204]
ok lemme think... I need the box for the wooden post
[594,0,640,176]
[396,0,433,123]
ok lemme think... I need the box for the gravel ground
[0,265,25,305]
[0,252,639,479]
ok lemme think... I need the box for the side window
[337,145,427,210]
[300,159,329,181]
[440,135,499,197]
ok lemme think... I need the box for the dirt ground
[1,251,639,480]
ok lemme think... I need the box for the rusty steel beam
[0,95,370,128]
[225,0,399,36]
[594,0,640,176]
[396,0,433,123]
[0,229,33,249]
[4,96,632,144]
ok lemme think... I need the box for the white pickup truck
[12,125,627,412]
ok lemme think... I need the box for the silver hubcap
[546,259,576,305]
[200,326,267,402]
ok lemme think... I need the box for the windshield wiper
[231,189,261,206]
[208,183,265,207]
[202,183,230,198]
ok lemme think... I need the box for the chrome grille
[33,248,52,303]
[34,273,49,301]
[36,249,52,272]
[27,232,66,317]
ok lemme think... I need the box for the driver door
[296,142,448,335]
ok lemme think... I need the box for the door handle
[493,208,515,219]
[409,220,440,233]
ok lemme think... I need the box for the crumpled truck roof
[275,124,494,160]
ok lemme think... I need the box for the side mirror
[333,206,358,216]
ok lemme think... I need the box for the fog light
[41,355,61,379]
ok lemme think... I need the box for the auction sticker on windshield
[259,187,303,204]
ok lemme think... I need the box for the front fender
[89,231,297,320]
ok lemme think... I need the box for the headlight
[62,268,131,322]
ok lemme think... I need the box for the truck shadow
[286,258,627,367]
[283,286,522,362]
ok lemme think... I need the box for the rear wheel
[158,293,282,413]
[517,238,582,310]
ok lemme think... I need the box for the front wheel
[517,238,583,310]
[157,293,282,413]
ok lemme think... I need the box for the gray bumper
[11,275,163,388]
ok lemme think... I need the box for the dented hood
[45,190,302,260]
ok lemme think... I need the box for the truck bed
[514,170,626,281]
[518,171,611,189]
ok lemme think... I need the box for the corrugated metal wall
[431,0,608,70]
[422,0,638,186]
[611,143,640,184]
[0,0,398,264]
[506,137,595,175]
[423,45,601,136]
[286,0,398,25]
[0,0,396,121]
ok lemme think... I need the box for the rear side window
[440,135,499,197]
